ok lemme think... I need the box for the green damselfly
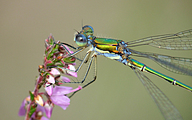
[61,25,192,120]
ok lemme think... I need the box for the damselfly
[61,25,192,120]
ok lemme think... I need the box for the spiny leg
[84,50,92,63]
[69,54,97,98]
[75,51,92,73]
[60,42,86,57]
[60,42,77,50]
[60,42,98,97]
[82,54,97,87]
[60,42,97,78]
[60,42,92,73]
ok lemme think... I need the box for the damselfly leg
[60,42,98,98]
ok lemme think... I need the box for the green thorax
[94,38,122,45]
[94,38,122,53]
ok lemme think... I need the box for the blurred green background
[1,0,192,120]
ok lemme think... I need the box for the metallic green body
[94,38,121,53]
[82,32,192,92]
[95,38,121,45]
[86,36,192,92]
[129,58,192,91]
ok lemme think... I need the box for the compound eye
[74,34,87,47]
[82,25,94,36]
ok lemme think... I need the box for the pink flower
[18,97,49,120]
[44,68,72,96]
[59,76,70,83]
[44,102,54,118]
[46,75,55,84]
[30,105,49,120]
[50,86,82,110]
[49,68,60,77]
[18,97,29,116]
[66,65,77,77]
[45,83,53,96]
[19,34,80,119]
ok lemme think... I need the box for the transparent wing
[133,68,183,120]
[130,49,192,76]
[127,29,192,50]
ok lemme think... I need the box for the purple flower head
[30,105,49,120]
[18,97,49,120]
[44,102,54,118]
[19,34,80,119]
[49,68,60,77]
[45,68,60,96]
[45,34,55,49]
[46,74,55,84]
[45,83,53,96]
[44,65,77,96]
[67,65,77,77]
[18,97,30,116]
[59,76,71,83]
[50,86,82,110]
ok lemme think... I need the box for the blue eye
[82,25,94,36]
[74,34,87,47]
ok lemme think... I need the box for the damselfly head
[74,25,94,47]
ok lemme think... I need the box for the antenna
[81,19,84,28]
[73,29,79,34]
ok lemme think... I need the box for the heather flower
[29,105,48,120]
[50,86,82,110]
[18,97,30,116]
[44,102,54,118]
[46,74,55,84]
[45,83,53,96]
[18,97,49,120]
[18,34,81,120]
[66,64,77,77]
